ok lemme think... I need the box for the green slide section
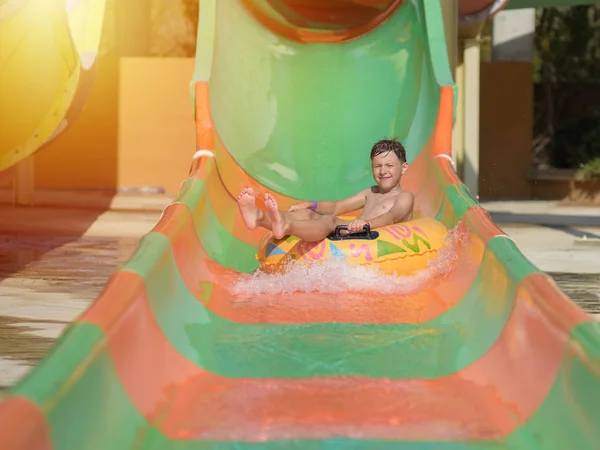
[0,1,599,449]
[206,0,441,200]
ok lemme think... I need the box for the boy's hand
[347,219,369,233]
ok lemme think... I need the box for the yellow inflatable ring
[256,217,448,276]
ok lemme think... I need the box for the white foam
[233,221,467,296]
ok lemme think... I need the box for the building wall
[117,57,195,194]
[479,61,533,199]
[34,56,196,195]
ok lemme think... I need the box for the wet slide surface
[1,1,600,449]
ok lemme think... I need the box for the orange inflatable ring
[256,216,448,276]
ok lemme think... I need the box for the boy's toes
[264,193,275,204]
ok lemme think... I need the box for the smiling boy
[237,138,414,242]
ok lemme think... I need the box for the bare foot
[237,188,260,230]
[264,193,286,239]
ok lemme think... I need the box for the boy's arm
[289,190,368,215]
[366,192,414,229]
[331,189,369,215]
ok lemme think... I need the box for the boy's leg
[283,214,346,242]
[264,193,345,241]
[237,188,319,231]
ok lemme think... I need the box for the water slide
[2,0,600,449]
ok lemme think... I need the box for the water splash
[233,220,467,296]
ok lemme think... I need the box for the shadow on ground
[488,212,600,228]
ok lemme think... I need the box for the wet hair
[370,137,407,163]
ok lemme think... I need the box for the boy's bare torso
[358,186,412,222]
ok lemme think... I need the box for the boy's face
[371,151,408,192]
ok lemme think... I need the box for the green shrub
[552,109,600,169]
[581,156,600,179]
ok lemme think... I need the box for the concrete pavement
[480,200,600,273]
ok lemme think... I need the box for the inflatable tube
[256,217,448,276]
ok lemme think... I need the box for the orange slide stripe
[194,82,214,150]
[0,396,53,450]
[431,87,454,158]
[239,0,404,44]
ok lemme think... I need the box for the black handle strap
[332,224,370,237]
[327,224,379,241]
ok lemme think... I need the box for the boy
[237,138,414,242]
